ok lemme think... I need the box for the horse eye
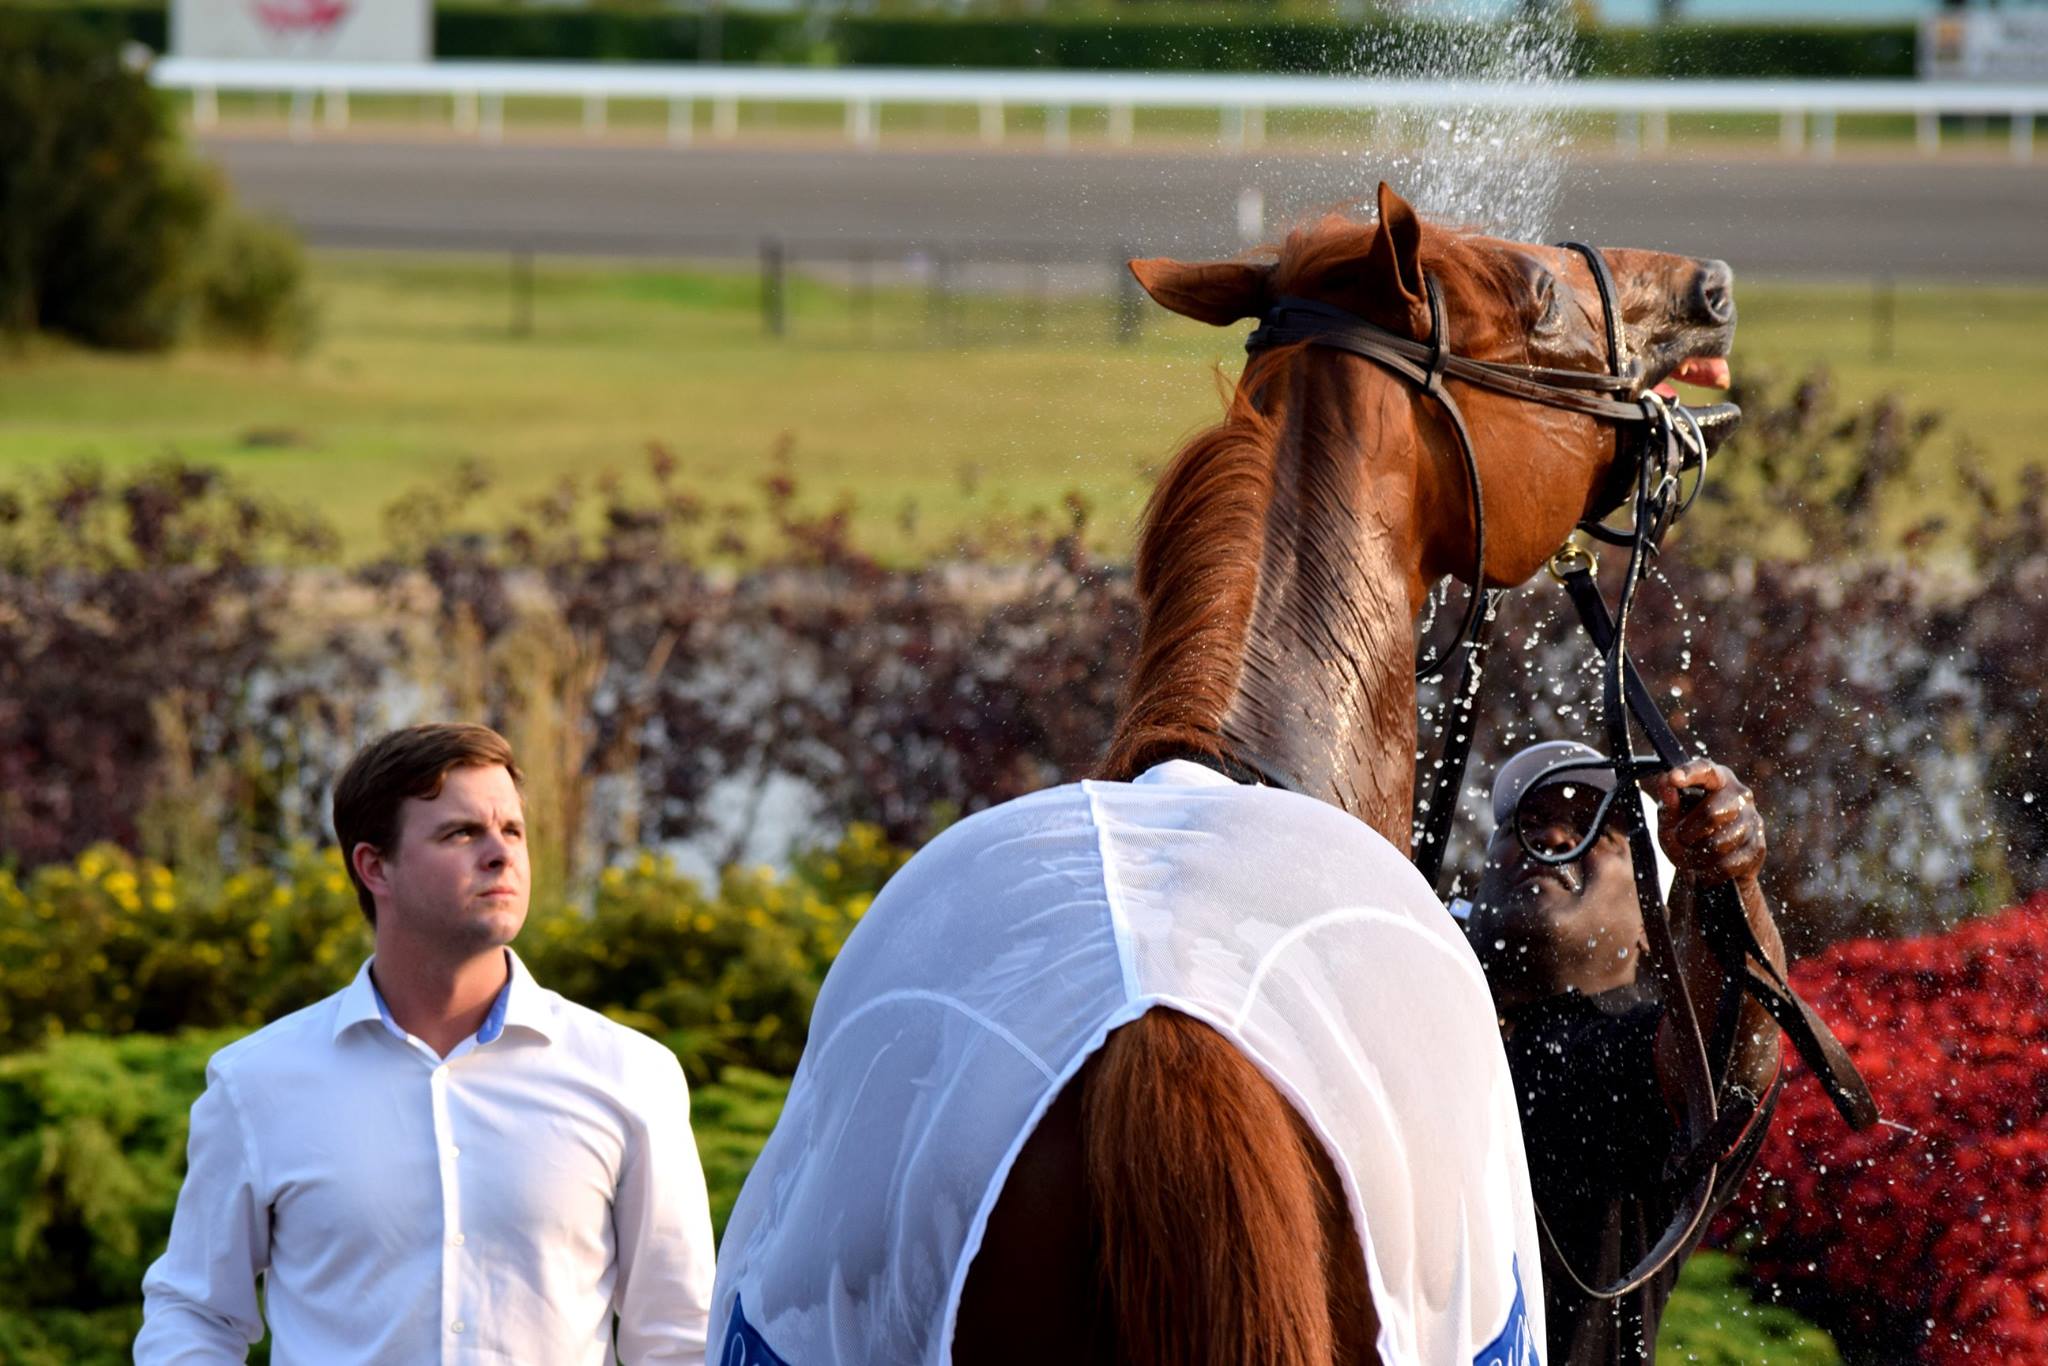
[1533,276,1562,328]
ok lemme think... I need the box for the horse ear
[1364,182,1427,309]
[1318,182,1431,335]
[1128,258,1270,326]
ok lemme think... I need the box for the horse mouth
[1660,354,1732,395]
[1646,342,1743,455]
[1640,297,1736,399]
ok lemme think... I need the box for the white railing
[150,58,2048,161]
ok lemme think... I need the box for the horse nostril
[1694,261,1735,325]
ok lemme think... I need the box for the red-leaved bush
[1721,891,2048,1362]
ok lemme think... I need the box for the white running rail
[150,58,2048,161]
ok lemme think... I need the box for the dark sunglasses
[1512,755,1670,867]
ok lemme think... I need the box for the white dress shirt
[137,950,714,1365]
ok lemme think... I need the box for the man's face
[369,763,530,956]
[1465,779,1646,1010]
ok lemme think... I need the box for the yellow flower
[78,850,108,881]
[692,913,716,934]
[151,891,175,913]
[271,885,291,909]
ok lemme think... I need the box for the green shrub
[1659,1251,1843,1365]
[197,211,316,355]
[0,845,372,1051]
[0,1,162,50]
[691,1066,791,1238]
[0,13,211,348]
[0,1030,230,1318]
[0,11,313,353]
[0,826,907,1081]
[0,1303,146,1366]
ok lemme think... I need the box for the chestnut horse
[948,183,1738,1366]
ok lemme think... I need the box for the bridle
[1229,241,1879,1299]
[1242,250,1667,678]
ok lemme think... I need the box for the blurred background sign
[1921,11,2048,81]
[171,0,431,63]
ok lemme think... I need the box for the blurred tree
[0,15,212,348]
[0,13,312,353]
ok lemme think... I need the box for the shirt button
[449,1145,461,1157]
[450,1233,466,1246]
[450,1320,466,1334]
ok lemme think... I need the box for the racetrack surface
[201,135,2048,281]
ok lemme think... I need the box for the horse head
[1129,181,1738,606]
[1106,182,1739,837]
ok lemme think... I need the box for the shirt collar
[333,948,556,1045]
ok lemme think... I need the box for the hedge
[4,377,2042,956]
[0,826,907,1082]
[0,2,1919,78]
[1724,891,2048,1363]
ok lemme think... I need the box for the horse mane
[1097,345,1288,781]
[1099,211,1481,782]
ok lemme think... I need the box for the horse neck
[1106,355,1428,848]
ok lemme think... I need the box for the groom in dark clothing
[1458,740,1786,1366]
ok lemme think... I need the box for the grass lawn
[0,250,2040,562]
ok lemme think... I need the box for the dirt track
[201,133,2048,281]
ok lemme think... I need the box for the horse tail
[1083,1007,1339,1366]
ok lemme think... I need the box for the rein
[1234,242,1879,1302]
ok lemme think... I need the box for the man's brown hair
[332,723,524,924]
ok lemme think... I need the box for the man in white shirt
[137,722,715,1365]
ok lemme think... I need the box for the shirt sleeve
[135,1061,270,1364]
[612,1050,716,1366]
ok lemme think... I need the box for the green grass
[0,252,1236,560]
[1718,280,2045,470]
[0,251,2040,562]
[1657,1251,1843,1365]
